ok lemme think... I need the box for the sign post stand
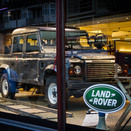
[96,113,109,130]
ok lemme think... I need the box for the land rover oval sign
[83,84,126,113]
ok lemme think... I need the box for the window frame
[25,32,40,53]
[11,35,25,54]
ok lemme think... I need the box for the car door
[22,33,40,84]
[11,35,25,82]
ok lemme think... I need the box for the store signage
[83,84,126,113]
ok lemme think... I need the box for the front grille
[85,63,115,81]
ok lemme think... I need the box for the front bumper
[69,78,117,90]
[68,78,128,97]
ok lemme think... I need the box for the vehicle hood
[77,53,115,60]
[65,50,115,60]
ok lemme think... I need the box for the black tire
[45,76,57,108]
[1,73,15,99]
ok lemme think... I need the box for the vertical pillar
[56,0,66,131]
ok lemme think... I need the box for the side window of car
[26,34,39,52]
[13,36,24,52]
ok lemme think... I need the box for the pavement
[0,90,130,131]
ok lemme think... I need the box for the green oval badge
[83,84,126,113]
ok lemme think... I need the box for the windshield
[40,30,90,50]
[65,31,90,50]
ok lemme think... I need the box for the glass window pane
[0,1,131,131]
[66,0,131,130]
[26,34,39,52]
[40,31,56,46]
[13,36,23,52]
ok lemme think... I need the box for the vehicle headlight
[117,64,122,74]
[74,65,81,75]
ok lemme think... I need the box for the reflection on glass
[26,34,39,52]
[13,36,24,52]
[0,1,130,130]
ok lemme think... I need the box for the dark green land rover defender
[0,27,116,108]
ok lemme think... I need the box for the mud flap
[9,80,17,93]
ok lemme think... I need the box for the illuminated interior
[79,15,131,53]
[4,15,131,53]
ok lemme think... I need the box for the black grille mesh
[85,63,115,81]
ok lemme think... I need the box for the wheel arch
[0,64,10,80]
[44,64,57,84]
[0,64,17,97]
[0,64,18,82]
[44,69,56,81]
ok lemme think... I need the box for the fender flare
[0,64,18,81]
[0,64,18,93]
[45,64,57,72]
[44,64,57,81]
[0,64,11,79]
